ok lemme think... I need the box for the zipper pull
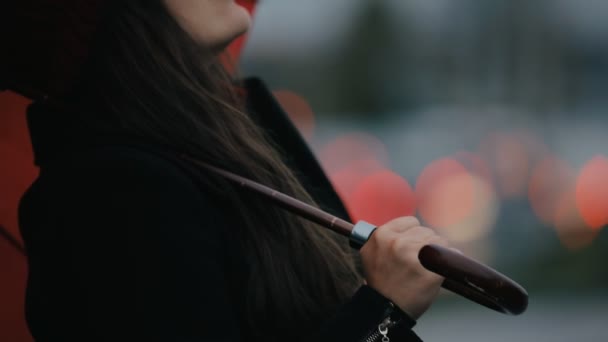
[378,316,391,342]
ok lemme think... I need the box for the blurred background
[1,0,607,341]
[241,0,608,340]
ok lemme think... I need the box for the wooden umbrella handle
[419,244,528,315]
[182,156,529,315]
[349,221,528,315]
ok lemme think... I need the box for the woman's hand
[359,216,448,320]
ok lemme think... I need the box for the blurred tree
[322,1,418,116]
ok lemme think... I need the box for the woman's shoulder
[20,143,237,263]
[49,144,196,182]
[41,144,203,195]
[26,144,228,229]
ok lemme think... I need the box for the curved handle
[350,221,528,315]
[419,244,528,315]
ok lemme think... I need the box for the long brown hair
[68,1,362,340]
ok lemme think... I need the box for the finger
[390,231,443,256]
[369,225,399,248]
[382,216,420,233]
[426,234,449,246]
[405,226,439,242]
[450,247,463,254]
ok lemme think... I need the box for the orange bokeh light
[575,155,608,230]
[347,170,416,226]
[416,158,474,228]
[272,90,316,140]
[415,156,498,242]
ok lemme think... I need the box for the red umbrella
[0,1,258,341]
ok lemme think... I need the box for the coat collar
[243,78,351,221]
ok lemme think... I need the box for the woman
[7,1,449,341]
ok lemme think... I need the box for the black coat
[19,78,423,341]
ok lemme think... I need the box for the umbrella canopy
[0,1,258,341]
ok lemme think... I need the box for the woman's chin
[201,12,251,53]
[220,6,252,47]
[232,4,253,35]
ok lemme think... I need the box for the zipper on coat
[360,303,401,342]
[362,316,395,342]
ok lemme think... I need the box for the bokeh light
[416,158,473,227]
[319,132,390,174]
[348,170,416,226]
[527,155,602,250]
[318,133,416,225]
[272,90,316,140]
[416,157,498,242]
[575,155,608,230]
[329,158,386,199]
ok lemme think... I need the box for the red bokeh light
[319,133,415,225]
[575,155,608,230]
[272,90,316,140]
[348,170,416,226]
[329,158,386,199]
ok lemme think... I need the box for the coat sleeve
[318,285,422,342]
[51,148,243,341]
[43,147,422,341]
